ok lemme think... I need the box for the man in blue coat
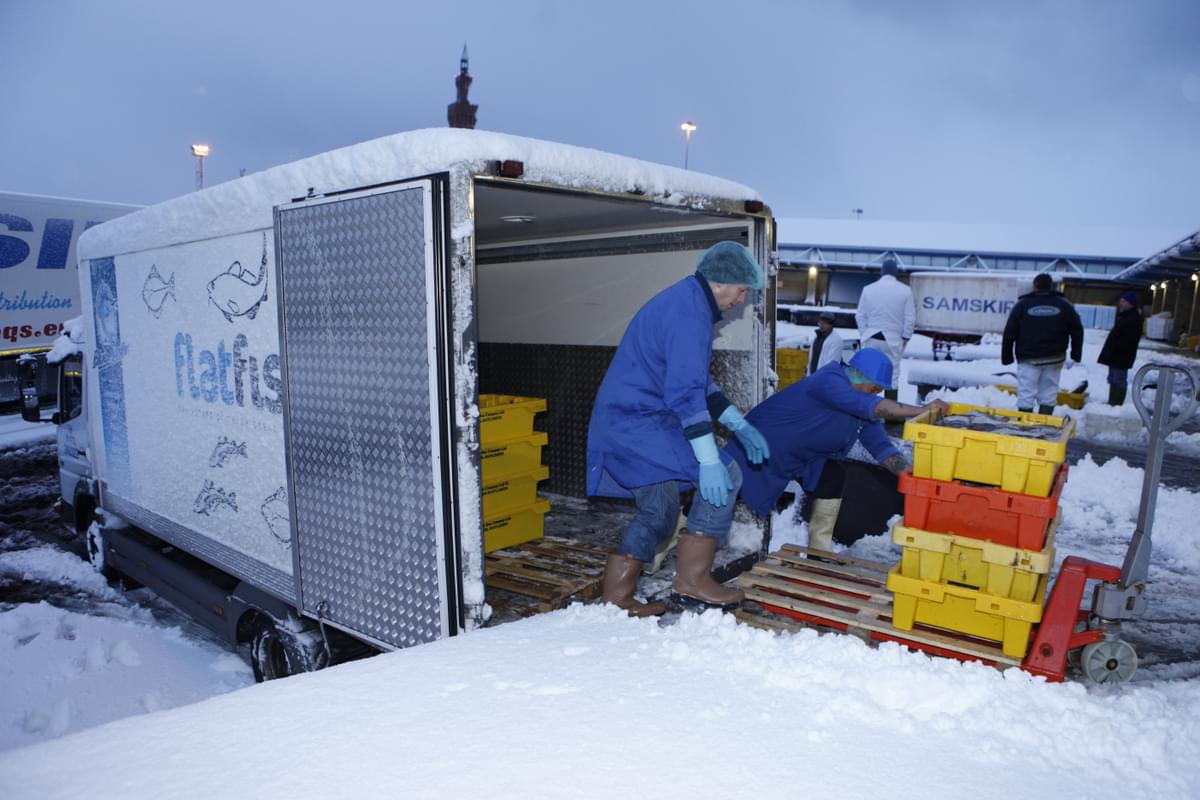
[588,241,770,616]
[725,349,947,552]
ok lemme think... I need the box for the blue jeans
[617,461,743,563]
[1107,367,1129,387]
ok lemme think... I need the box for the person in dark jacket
[588,241,770,616]
[1097,291,1143,406]
[1001,274,1084,415]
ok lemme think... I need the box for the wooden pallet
[485,536,611,614]
[734,544,1023,668]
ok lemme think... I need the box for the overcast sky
[2,0,1197,232]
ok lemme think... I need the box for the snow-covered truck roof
[79,128,761,259]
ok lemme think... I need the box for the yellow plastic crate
[479,394,546,444]
[483,497,550,553]
[777,367,806,390]
[903,403,1074,497]
[892,517,1058,603]
[776,348,809,372]
[992,385,1087,410]
[482,465,549,518]
[481,431,548,479]
[887,564,1047,658]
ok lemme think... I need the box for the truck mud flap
[274,179,460,651]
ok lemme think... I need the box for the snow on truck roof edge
[78,128,762,259]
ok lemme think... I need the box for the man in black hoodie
[1001,274,1084,415]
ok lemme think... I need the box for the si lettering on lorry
[0,213,102,270]
[921,296,1016,315]
[174,332,282,414]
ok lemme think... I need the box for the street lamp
[680,121,696,170]
[191,144,210,191]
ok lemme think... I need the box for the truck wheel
[249,617,328,682]
[84,520,118,581]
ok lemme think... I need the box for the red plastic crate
[898,464,1067,550]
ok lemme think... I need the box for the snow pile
[1057,455,1200,571]
[80,128,759,258]
[0,417,54,449]
[44,316,84,364]
[2,605,1198,799]
[0,545,254,753]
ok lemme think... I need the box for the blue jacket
[587,275,729,497]
[725,362,901,516]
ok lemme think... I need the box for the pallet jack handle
[1093,363,1197,621]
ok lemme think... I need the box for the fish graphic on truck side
[207,232,268,323]
[141,265,176,318]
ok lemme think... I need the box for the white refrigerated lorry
[1,192,139,409]
[23,129,776,679]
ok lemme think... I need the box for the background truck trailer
[26,128,776,679]
[909,271,1044,358]
[1,192,139,410]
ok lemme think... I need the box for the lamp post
[807,264,818,304]
[191,144,210,191]
[680,121,696,169]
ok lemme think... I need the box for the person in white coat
[806,312,844,375]
[854,257,915,400]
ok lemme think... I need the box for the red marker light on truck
[498,160,524,178]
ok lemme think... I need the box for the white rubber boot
[807,498,842,552]
[644,511,686,575]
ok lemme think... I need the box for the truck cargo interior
[471,181,762,615]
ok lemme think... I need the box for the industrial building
[776,218,1200,343]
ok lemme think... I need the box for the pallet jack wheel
[1080,639,1138,684]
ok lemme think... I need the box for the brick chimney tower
[447,44,478,129]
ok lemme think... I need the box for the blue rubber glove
[689,433,732,507]
[719,405,771,465]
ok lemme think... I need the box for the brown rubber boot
[671,531,744,608]
[601,554,667,617]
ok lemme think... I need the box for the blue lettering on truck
[174,332,282,414]
[921,296,1016,315]
[1,213,104,270]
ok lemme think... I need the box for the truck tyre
[249,616,328,682]
[84,520,118,582]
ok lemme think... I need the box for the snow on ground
[0,542,255,753]
[1,603,1198,800]
[0,415,54,450]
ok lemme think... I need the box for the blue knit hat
[1120,291,1138,306]
[848,348,893,387]
[696,242,763,288]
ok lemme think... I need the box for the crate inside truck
[24,129,776,678]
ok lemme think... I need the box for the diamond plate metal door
[275,181,455,650]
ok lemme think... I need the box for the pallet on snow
[733,543,1023,669]
[484,536,611,614]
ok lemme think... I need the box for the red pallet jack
[736,363,1197,684]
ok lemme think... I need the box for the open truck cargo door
[274,179,461,651]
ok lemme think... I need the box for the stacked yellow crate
[888,403,1074,658]
[776,348,809,390]
[479,394,550,553]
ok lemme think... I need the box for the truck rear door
[274,179,461,651]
